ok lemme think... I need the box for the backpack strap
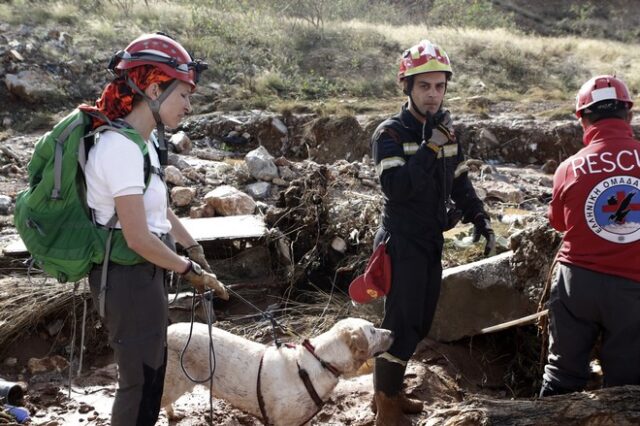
[51,114,86,199]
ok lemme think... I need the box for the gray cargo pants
[541,263,640,395]
[89,260,169,426]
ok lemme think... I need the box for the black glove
[472,214,496,256]
[444,207,463,231]
[422,110,454,148]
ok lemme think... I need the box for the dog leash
[178,287,218,426]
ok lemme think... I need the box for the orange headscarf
[79,65,173,129]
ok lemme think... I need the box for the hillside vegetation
[2,0,640,117]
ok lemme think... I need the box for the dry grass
[5,0,640,107]
[0,276,86,349]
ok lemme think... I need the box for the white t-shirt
[85,130,172,235]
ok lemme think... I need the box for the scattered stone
[272,117,288,135]
[331,236,347,253]
[271,177,288,186]
[164,165,185,186]
[274,156,292,167]
[170,186,196,207]
[245,182,272,200]
[278,166,296,181]
[78,403,94,414]
[467,95,493,108]
[9,49,23,61]
[0,195,12,214]
[170,131,192,154]
[5,70,63,103]
[189,203,216,218]
[479,127,499,146]
[182,167,206,184]
[27,355,69,374]
[204,185,256,216]
[541,159,558,174]
[3,357,17,367]
[483,180,525,204]
[245,146,279,181]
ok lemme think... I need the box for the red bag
[348,242,391,304]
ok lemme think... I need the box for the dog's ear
[348,330,370,362]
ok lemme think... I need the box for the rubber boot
[373,357,413,426]
[539,379,576,397]
[374,391,412,426]
[371,393,423,414]
[371,357,423,414]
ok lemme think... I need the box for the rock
[479,128,499,146]
[2,117,11,128]
[245,181,272,200]
[429,251,532,342]
[245,145,279,181]
[164,165,185,186]
[3,357,17,367]
[272,117,288,135]
[467,95,493,108]
[9,49,23,61]
[204,185,256,216]
[170,131,192,154]
[541,159,558,174]
[190,203,216,218]
[27,355,69,374]
[304,115,366,163]
[0,195,12,214]
[331,236,347,253]
[170,186,196,207]
[59,32,73,45]
[5,70,63,103]
[271,177,288,186]
[278,166,296,181]
[182,168,206,184]
[274,157,293,167]
[483,180,524,204]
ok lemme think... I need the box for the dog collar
[301,339,341,378]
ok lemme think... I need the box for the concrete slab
[3,215,267,256]
[428,251,534,342]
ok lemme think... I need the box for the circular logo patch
[584,175,640,243]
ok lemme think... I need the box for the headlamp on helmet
[108,33,207,88]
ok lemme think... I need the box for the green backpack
[14,109,154,283]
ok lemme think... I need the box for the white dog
[161,317,393,425]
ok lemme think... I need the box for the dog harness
[256,339,341,426]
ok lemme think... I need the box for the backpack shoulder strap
[51,111,90,199]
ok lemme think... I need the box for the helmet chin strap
[125,77,180,165]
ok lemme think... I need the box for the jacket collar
[583,118,634,147]
[399,102,425,132]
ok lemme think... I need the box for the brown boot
[374,391,413,426]
[371,392,423,414]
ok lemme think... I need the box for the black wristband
[180,259,192,275]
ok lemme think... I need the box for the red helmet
[575,75,633,118]
[108,33,207,88]
[398,39,453,81]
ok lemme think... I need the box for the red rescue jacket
[549,118,640,282]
